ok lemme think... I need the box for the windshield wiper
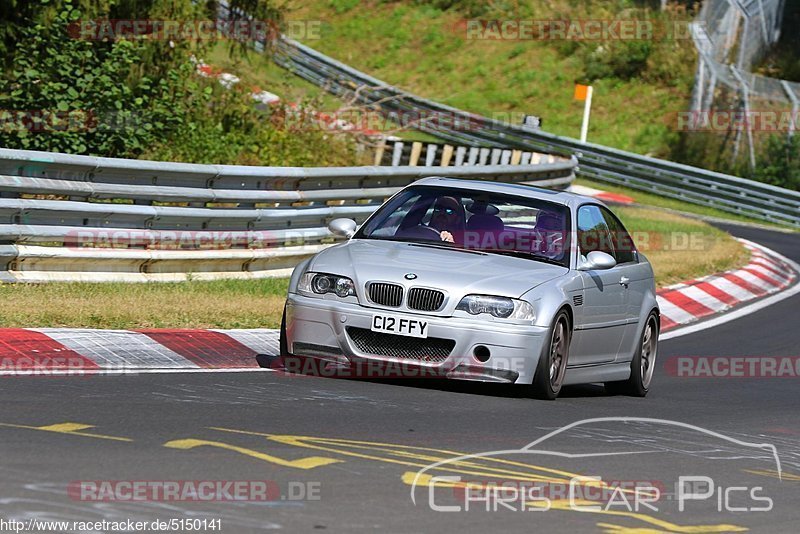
[409,242,488,255]
[480,249,565,266]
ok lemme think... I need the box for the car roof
[409,177,605,209]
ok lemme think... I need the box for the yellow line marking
[744,468,800,481]
[162,439,341,470]
[212,428,574,484]
[406,474,744,532]
[210,428,651,496]
[531,500,747,533]
[0,421,132,442]
[596,522,676,533]
[208,429,745,533]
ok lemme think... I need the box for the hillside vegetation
[283,0,697,156]
[274,0,798,190]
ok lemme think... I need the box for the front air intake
[367,282,403,307]
[407,288,445,311]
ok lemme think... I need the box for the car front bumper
[285,293,549,384]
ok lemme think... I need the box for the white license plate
[371,314,429,338]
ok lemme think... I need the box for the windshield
[355,185,571,267]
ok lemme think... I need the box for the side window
[600,207,637,264]
[577,205,614,258]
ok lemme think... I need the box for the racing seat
[465,213,504,250]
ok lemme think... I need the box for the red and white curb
[0,328,279,376]
[1,240,796,376]
[656,238,797,331]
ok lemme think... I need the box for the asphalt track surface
[1,223,798,533]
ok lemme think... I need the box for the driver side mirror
[578,251,617,271]
[328,218,357,238]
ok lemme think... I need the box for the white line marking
[746,264,790,284]
[706,276,756,302]
[655,296,696,324]
[679,286,729,312]
[35,329,199,368]
[732,269,779,292]
[215,329,280,355]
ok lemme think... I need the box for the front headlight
[456,295,535,321]
[298,272,356,298]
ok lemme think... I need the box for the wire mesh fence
[690,0,798,169]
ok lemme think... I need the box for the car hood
[309,239,568,299]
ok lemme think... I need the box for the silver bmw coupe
[281,177,659,399]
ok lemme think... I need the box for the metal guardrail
[274,38,800,228]
[0,147,576,282]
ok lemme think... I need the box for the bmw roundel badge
[404,273,418,280]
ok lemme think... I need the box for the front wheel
[531,310,571,400]
[605,311,659,397]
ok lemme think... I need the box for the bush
[0,1,202,156]
[0,0,359,167]
[142,90,361,166]
[751,135,800,191]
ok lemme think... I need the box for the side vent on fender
[573,295,584,307]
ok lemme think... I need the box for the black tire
[531,310,571,400]
[605,311,659,397]
[279,305,290,357]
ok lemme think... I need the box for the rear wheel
[605,312,659,397]
[531,310,571,400]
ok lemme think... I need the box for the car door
[570,205,628,366]
[599,206,651,361]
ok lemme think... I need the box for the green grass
[204,43,344,110]
[612,206,749,286]
[197,2,694,156]
[0,278,288,330]
[577,177,798,230]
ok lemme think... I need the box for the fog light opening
[473,345,491,363]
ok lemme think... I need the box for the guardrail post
[441,145,454,167]
[425,144,438,166]
[454,146,466,166]
[391,141,404,166]
[373,138,387,166]
[467,147,479,165]
[409,142,423,166]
